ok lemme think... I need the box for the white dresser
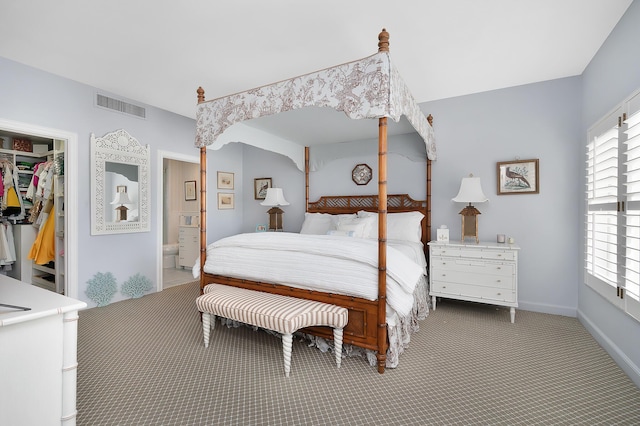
[0,276,86,425]
[178,226,199,268]
[428,241,519,323]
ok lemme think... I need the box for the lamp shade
[452,176,488,204]
[110,191,132,205]
[260,188,290,207]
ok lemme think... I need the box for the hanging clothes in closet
[0,159,27,222]
[0,220,17,272]
[0,159,26,272]
[27,161,56,265]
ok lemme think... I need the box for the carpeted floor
[77,281,640,425]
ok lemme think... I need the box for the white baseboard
[518,300,577,317]
[577,308,640,388]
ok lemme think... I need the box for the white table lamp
[260,188,289,231]
[452,174,488,243]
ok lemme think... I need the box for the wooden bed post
[377,117,388,374]
[376,28,390,374]
[426,114,434,247]
[305,147,310,211]
[426,159,432,244]
[197,87,207,295]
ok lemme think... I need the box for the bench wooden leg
[202,312,211,348]
[333,328,343,368]
[282,333,293,378]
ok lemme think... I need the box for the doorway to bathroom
[157,150,199,290]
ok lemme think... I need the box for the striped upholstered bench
[196,284,348,377]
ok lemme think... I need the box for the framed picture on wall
[116,185,127,193]
[218,192,234,209]
[497,159,539,195]
[185,180,197,201]
[217,171,234,190]
[254,177,272,200]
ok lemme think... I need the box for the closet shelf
[33,263,55,275]
[32,275,56,292]
[0,147,53,157]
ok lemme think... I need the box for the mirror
[91,129,150,235]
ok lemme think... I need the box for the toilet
[163,243,179,269]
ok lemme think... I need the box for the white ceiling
[0,0,633,143]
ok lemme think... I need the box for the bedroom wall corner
[579,0,640,388]
[419,76,582,318]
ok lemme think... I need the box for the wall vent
[96,93,146,119]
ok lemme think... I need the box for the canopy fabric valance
[195,51,436,161]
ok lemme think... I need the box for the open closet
[0,130,65,294]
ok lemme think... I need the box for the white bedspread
[194,232,425,317]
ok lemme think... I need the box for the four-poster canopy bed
[193,29,436,373]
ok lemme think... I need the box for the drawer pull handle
[497,292,501,296]
[497,280,501,283]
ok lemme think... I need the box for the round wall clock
[352,163,372,185]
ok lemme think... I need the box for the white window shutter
[623,94,640,321]
[586,90,640,322]
[585,107,621,300]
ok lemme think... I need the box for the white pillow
[300,213,358,234]
[326,229,355,237]
[388,211,424,242]
[330,213,357,229]
[300,213,334,235]
[337,215,375,238]
[357,210,424,242]
[356,211,378,239]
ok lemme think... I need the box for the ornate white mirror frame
[90,129,150,235]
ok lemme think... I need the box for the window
[585,90,640,322]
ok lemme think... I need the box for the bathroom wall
[163,159,199,245]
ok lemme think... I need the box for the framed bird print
[254,177,272,200]
[497,159,539,195]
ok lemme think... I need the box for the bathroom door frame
[155,150,199,292]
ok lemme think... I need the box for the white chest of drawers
[178,226,199,268]
[428,241,520,323]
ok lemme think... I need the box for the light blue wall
[420,77,582,317]
[0,56,244,306]
[579,0,640,387]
